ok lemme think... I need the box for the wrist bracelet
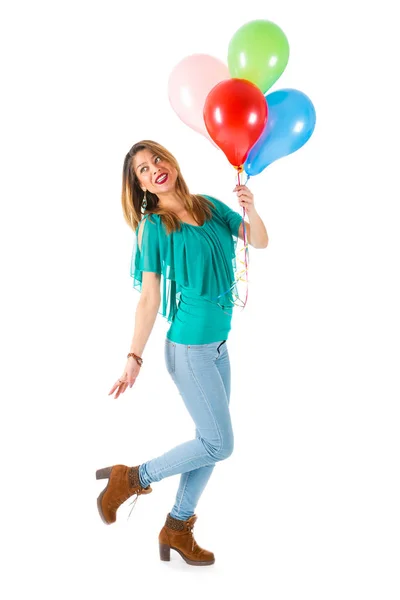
[127,352,143,366]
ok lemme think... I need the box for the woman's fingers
[108,383,118,395]
[109,376,127,396]
[108,379,123,395]
[108,364,140,397]
[114,381,128,399]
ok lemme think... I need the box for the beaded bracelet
[127,352,143,366]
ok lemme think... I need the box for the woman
[96,140,269,566]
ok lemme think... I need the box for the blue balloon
[244,88,316,176]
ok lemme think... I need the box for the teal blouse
[130,195,243,344]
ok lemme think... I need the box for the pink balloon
[168,54,230,144]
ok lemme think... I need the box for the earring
[142,190,147,210]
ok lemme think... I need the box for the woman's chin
[154,184,175,194]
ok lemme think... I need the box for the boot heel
[96,466,113,480]
[159,543,171,561]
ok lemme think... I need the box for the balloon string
[238,169,249,309]
[210,167,250,313]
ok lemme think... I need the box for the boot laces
[187,523,197,552]
[127,494,140,520]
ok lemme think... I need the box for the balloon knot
[234,165,244,173]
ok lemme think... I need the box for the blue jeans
[138,338,233,520]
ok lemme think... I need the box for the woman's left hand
[233,185,256,216]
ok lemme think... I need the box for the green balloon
[228,20,290,94]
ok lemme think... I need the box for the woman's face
[133,148,178,195]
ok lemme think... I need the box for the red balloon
[203,78,268,167]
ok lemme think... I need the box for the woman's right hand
[108,358,142,399]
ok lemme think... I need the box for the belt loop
[217,340,226,355]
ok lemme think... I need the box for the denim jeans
[138,338,232,520]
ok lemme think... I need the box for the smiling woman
[121,140,214,234]
[96,138,269,567]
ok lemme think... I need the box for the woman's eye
[155,156,161,163]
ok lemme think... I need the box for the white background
[1,0,399,598]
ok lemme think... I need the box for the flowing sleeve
[205,196,243,238]
[132,215,161,276]
[130,215,178,323]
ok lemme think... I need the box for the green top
[131,195,243,344]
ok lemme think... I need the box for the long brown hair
[121,140,214,234]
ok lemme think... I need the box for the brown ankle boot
[96,465,152,524]
[159,513,215,566]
